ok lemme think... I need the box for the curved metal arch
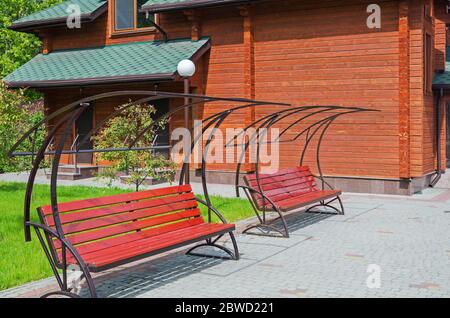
[11,90,292,242]
[232,107,337,195]
[132,100,282,167]
[50,106,89,239]
[233,113,283,197]
[76,95,178,150]
[224,105,326,148]
[233,106,378,196]
[8,91,164,157]
[297,110,366,165]
[225,105,373,149]
[23,111,80,241]
[177,102,277,188]
[231,105,377,237]
[9,90,289,157]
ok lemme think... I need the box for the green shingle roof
[4,37,210,88]
[433,47,450,88]
[141,0,258,13]
[10,0,107,30]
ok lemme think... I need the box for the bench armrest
[195,197,229,224]
[237,185,280,212]
[27,221,88,269]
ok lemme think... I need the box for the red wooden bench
[33,184,238,298]
[239,166,344,238]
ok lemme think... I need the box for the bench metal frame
[9,91,289,298]
[232,106,377,238]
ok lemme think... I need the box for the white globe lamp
[177,59,196,78]
[177,59,196,184]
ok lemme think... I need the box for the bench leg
[243,209,290,238]
[33,224,98,298]
[242,222,290,238]
[41,291,81,298]
[337,196,345,215]
[186,232,239,261]
[305,196,345,215]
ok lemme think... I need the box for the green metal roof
[141,0,258,13]
[433,47,450,88]
[10,0,107,30]
[4,37,210,88]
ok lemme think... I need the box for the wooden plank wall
[40,0,442,180]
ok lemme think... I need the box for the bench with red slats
[244,166,342,212]
[38,184,235,271]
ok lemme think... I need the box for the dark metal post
[430,88,444,187]
[184,77,190,184]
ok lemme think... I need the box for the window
[424,33,432,93]
[113,0,154,32]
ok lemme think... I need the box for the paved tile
[1,185,450,298]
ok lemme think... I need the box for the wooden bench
[239,166,344,238]
[32,184,238,298]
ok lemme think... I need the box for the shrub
[93,103,176,191]
[0,82,46,173]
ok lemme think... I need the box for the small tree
[0,82,46,173]
[94,103,176,191]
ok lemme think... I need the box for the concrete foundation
[176,169,441,196]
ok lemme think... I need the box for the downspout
[430,87,444,187]
[146,12,169,42]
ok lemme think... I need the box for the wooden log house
[4,0,450,195]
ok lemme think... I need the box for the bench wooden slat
[246,173,315,190]
[81,223,235,268]
[80,223,222,263]
[53,209,202,247]
[38,184,237,271]
[41,185,193,215]
[57,199,198,234]
[252,181,317,202]
[245,170,312,187]
[245,167,310,182]
[244,166,339,211]
[45,192,196,226]
[277,190,341,212]
[69,218,205,256]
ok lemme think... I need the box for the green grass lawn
[0,182,253,291]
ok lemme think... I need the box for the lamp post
[177,59,196,184]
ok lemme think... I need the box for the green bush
[0,82,46,173]
[94,103,176,191]
[0,1,63,172]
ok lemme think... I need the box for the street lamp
[177,59,196,184]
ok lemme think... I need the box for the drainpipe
[430,88,444,187]
[146,12,168,42]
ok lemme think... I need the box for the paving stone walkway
[1,184,450,298]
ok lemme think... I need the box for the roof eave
[8,3,107,33]
[141,0,257,13]
[4,73,177,89]
[432,83,450,90]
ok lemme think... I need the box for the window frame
[111,0,156,35]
